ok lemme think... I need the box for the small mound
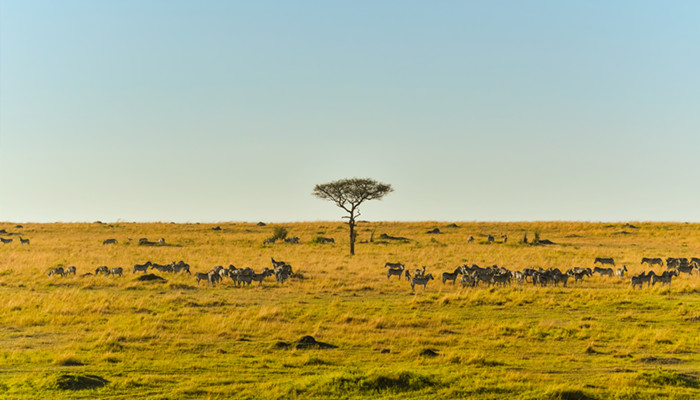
[419,348,439,357]
[295,335,338,350]
[55,374,108,391]
[135,274,167,283]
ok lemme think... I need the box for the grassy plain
[1,221,700,399]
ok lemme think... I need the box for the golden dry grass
[1,221,700,399]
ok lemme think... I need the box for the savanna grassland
[1,221,700,399]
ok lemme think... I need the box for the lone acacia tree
[312,177,393,255]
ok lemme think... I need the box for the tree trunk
[349,218,355,255]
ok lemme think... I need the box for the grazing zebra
[102,238,117,245]
[467,236,474,243]
[630,273,646,289]
[133,261,152,273]
[0,238,13,244]
[251,269,273,286]
[384,262,404,269]
[109,267,123,277]
[441,267,463,285]
[593,266,614,277]
[387,266,404,280]
[594,257,615,266]
[158,238,166,245]
[65,266,77,276]
[487,235,495,243]
[461,274,476,288]
[151,263,173,273]
[19,237,30,245]
[641,257,663,267]
[410,273,434,291]
[208,270,221,286]
[491,273,511,287]
[95,266,110,276]
[651,270,677,287]
[677,264,696,276]
[48,267,65,277]
[195,272,210,285]
[615,265,628,277]
[172,261,191,274]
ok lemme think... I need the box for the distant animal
[384,262,404,269]
[615,265,628,277]
[65,266,76,276]
[102,238,117,245]
[0,238,13,244]
[195,272,210,285]
[593,266,614,277]
[441,267,463,285]
[630,273,646,289]
[651,270,677,287]
[414,266,426,278]
[109,267,123,277]
[158,238,166,245]
[48,267,65,277]
[133,261,152,274]
[594,257,615,266]
[487,235,495,243]
[95,266,110,275]
[467,236,474,243]
[263,238,276,244]
[641,257,663,267]
[411,273,434,291]
[387,266,404,280]
[19,237,30,245]
[251,268,274,286]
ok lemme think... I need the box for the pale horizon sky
[1,1,699,223]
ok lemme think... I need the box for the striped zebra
[387,266,404,280]
[109,267,123,277]
[95,266,110,275]
[102,238,117,245]
[133,261,152,273]
[615,265,628,277]
[19,237,30,245]
[1,238,13,244]
[441,267,462,285]
[641,257,663,267]
[65,266,77,276]
[251,269,273,286]
[410,273,434,291]
[593,266,614,277]
[48,267,65,277]
[594,257,615,267]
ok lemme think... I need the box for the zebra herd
[1,237,29,245]
[194,258,293,287]
[384,256,700,291]
[46,257,294,288]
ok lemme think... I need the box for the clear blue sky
[1,1,699,223]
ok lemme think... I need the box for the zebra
[19,237,29,245]
[387,266,404,280]
[195,272,210,285]
[414,266,426,278]
[615,265,628,278]
[594,257,615,266]
[151,263,173,273]
[441,267,463,285]
[251,268,274,286]
[676,264,697,276]
[65,266,77,276]
[110,267,123,277]
[48,267,65,277]
[630,273,646,289]
[208,270,221,286]
[158,238,166,245]
[384,262,403,269]
[102,238,117,245]
[271,258,288,269]
[641,257,663,267]
[0,238,13,244]
[404,269,411,281]
[133,261,152,273]
[467,236,474,243]
[263,238,276,244]
[487,235,495,243]
[593,266,614,277]
[491,273,512,287]
[460,274,476,288]
[410,273,434,291]
[651,270,677,287]
[95,266,110,276]
[172,261,191,274]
